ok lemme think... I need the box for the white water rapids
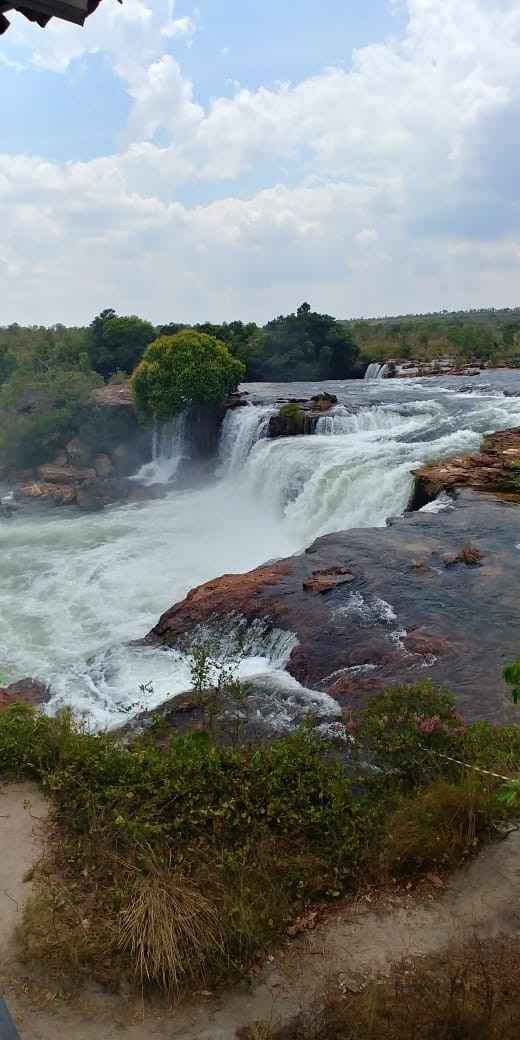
[2,373,520,728]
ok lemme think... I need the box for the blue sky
[2,1,402,161]
[0,0,519,325]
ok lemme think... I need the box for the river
[2,371,520,727]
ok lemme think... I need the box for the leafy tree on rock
[131,330,246,421]
[87,310,156,379]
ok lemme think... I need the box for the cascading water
[364,362,383,379]
[3,372,520,725]
[218,404,275,475]
[132,412,189,485]
[364,362,390,379]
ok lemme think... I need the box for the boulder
[0,677,50,710]
[37,464,96,485]
[269,403,310,438]
[17,481,77,505]
[310,391,338,412]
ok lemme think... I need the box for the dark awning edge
[0,0,120,35]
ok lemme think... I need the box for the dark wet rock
[310,391,338,411]
[268,391,338,438]
[221,391,249,410]
[0,677,50,710]
[148,489,520,725]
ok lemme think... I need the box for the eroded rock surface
[412,429,520,508]
[149,490,520,724]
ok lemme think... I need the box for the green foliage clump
[131,330,246,421]
[355,682,467,786]
[3,680,520,995]
[87,309,156,379]
[503,656,520,704]
[0,365,102,469]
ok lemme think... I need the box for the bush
[355,682,467,787]
[3,682,519,996]
[131,330,245,421]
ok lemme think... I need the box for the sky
[1,0,519,326]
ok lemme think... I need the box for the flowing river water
[2,371,520,728]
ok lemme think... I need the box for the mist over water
[2,371,520,726]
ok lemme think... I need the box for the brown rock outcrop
[411,428,520,508]
[37,464,97,485]
[0,677,50,711]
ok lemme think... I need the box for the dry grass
[377,779,497,875]
[249,936,520,1040]
[118,860,224,992]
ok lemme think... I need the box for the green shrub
[355,682,467,787]
[131,331,245,421]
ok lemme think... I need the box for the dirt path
[1,786,520,1040]
[0,783,48,967]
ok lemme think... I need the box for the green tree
[131,330,246,421]
[87,311,156,379]
[255,304,359,380]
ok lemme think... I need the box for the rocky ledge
[267,392,337,437]
[148,432,520,726]
[411,429,520,508]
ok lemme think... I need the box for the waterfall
[364,362,382,379]
[219,404,275,475]
[132,412,189,485]
[364,362,389,379]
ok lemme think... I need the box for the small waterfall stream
[364,362,389,379]
[132,412,189,485]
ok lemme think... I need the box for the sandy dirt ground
[1,783,519,1040]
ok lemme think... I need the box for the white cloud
[356,229,379,246]
[2,0,520,323]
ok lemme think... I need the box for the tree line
[1,302,519,471]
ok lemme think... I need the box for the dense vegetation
[350,305,520,366]
[1,682,519,995]
[1,303,519,472]
[131,330,245,420]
